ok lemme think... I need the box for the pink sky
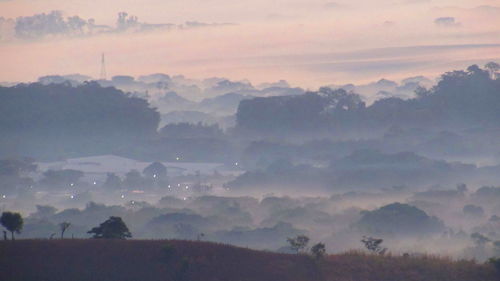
[1,0,499,88]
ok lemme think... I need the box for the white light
[177,184,181,187]
[183,197,187,201]
[121,194,125,199]
[176,157,180,161]
[70,195,74,199]
[235,162,238,166]
[168,185,171,188]
[185,186,189,189]
[153,174,157,178]
[93,181,97,185]
[131,200,135,204]
[2,195,5,199]
[70,183,74,187]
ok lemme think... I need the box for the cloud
[230,44,500,66]
[181,21,235,29]
[404,0,431,3]
[324,2,342,9]
[383,21,396,27]
[0,10,235,42]
[473,5,500,14]
[434,17,461,27]
[304,59,431,74]
[173,43,500,85]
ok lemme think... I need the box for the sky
[1,0,499,88]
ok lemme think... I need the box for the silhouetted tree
[88,216,132,239]
[310,242,326,259]
[361,236,387,255]
[287,235,310,253]
[0,212,23,240]
[59,221,71,239]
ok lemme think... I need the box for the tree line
[236,63,500,134]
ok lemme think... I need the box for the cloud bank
[0,10,234,41]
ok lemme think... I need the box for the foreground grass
[0,240,497,281]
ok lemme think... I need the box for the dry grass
[0,240,497,281]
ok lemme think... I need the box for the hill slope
[0,240,497,281]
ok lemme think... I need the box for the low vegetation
[0,239,497,281]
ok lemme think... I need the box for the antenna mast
[99,53,107,80]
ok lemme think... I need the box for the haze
[1,0,500,87]
[1,0,500,277]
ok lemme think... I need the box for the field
[0,240,498,281]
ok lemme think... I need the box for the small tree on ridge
[59,221,71,239]
[0,212,23,240]
[287,235,310,253]
[88,216,132,239]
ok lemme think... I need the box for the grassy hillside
[0,240,497,281]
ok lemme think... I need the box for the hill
[0,240,497,281]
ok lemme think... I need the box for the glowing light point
[185,186,189,190]
[176,157,180,161]
[70,195,74,199]
[235,162,238,166]
[153,174,157,178]
[121,194,125,199]
[93,181,97,185]
[2,195,5,199]
[70,183,74,187]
